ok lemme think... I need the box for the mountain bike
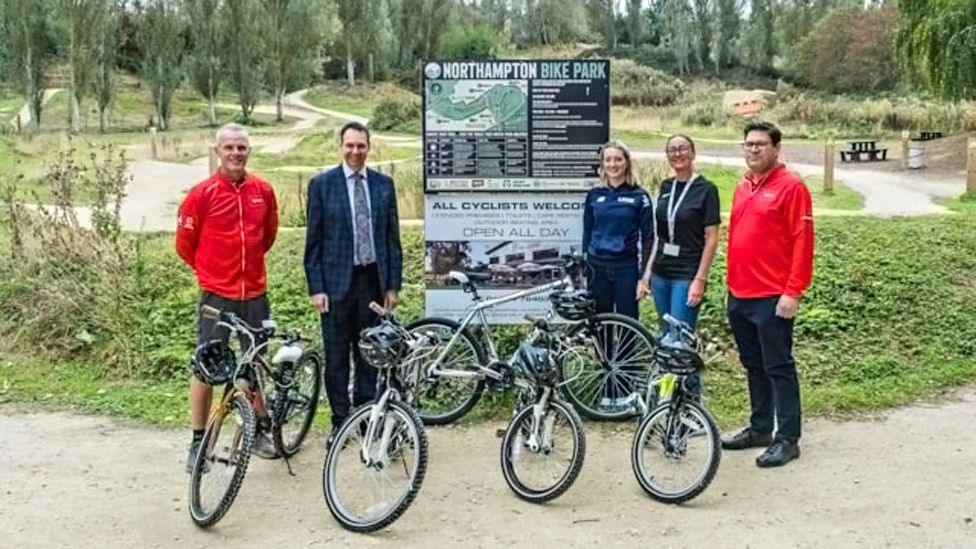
[630,314,721,504]
[188,305,322,527]
[497,313,586,503]
[322,303,433,533]
[406,255,658,424]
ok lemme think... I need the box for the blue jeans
[650,275,702,395]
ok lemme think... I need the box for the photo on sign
[425,80,528,132]
[425,240,581,289]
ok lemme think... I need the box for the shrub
[611,58,687,106]
[370,96,421,134]
[438,25,501,60]
[681,101,726,127]
[794,6,899,93]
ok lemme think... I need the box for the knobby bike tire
[189,393,256,527]
[500,399,586,503]
[404,317,488,425]
[631,399,721,504]
[272,351,322,458]
[560,313,658,421]
[322,400,428,533]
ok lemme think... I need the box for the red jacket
[176,171,278,300]
[727,164,814,298]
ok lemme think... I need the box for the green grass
[249,131,420,170]
[0,87,24,124]
[694,164,863,212]
[303,81,419,119]
[948,190,976,215]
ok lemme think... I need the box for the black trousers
[321,264,382,427]
[196,292,270,347]
[727,295,801,443]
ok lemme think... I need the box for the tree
[897,0,976,100]
[1,0,55,133]
[742,0,775,73]
[691,0,712,70]
[597,0,618,49]
[186,0,223,126]
[336,0,365,87]
[712,0,741,72]
[391,0,451,70]
[222,0,264,119]
[627,0,643,46]
[61,0,107,133]
[261,0,323,121]
[513,0,588,47]
[797,5,899,93]
[439,25,501,59]
[138,0,184,131]
[360,0,394,82]
[661,0,695,74]
[92,1,119,132]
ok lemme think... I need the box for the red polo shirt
[175,171,278,300]
[727,164,814,298]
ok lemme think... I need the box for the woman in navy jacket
[582,140,653,320]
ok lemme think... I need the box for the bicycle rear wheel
[323,400,428,533]
[560,313,658,420]
[500,399,585,503]
[271,351,322,457]
[405,318,488,425]
[189,393,255,527]
[631,399,721,504]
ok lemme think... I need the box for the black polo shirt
[650,175,721,280]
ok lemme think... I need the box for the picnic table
[840,140,888,162]
[917,131,943,141]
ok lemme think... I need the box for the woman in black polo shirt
[638,134,720,358]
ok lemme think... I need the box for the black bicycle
[630,314,721,504]
[188,305,321,527]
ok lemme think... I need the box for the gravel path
[2,387,974,548]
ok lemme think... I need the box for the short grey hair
[215,123,251,147]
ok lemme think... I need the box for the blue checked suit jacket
[303,165,403,303]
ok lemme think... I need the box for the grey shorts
[196,292,271,348]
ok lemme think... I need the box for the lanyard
[666,174,697,243]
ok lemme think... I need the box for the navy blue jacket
[582,183,653,267]
[303,165,403,302]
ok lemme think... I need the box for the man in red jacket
[176,123,279,471]
[721,121,813,468]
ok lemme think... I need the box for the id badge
[663,243,681,257]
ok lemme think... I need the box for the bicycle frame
[424,275,574,382]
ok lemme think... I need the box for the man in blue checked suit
[304,121,403,443]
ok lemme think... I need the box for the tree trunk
[70,91,82,134]
[368,53,375,83]
[345,34,356,88]
[99,105,109,133]
[276,87,284,122]
[208,93,217,127]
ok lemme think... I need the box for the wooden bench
[840,140,888,162]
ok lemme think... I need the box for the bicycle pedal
[495,428,505,438]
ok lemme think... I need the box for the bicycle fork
[525,388,555,454]
[361,390,398,469]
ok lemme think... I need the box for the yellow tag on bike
[659,374,676,400]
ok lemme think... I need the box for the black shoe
[756,440,800,468]
[251,431,279,459]
[720,427,772,450]
[326,425,340,451]
[186,438,209,474]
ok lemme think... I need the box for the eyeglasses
[666,145,691,155]
[741,141,772,150]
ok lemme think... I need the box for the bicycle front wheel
[323,400,428,533]
[271,351,322,457]
[631,399,721,504]
[189,393,255,527]
[405,317,488,425]
[560,313,658,420]
[500,399,585,503]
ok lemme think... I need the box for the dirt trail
[2,388,974,548]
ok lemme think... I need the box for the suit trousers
[727,295,802,443]
[321,263,382,427]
